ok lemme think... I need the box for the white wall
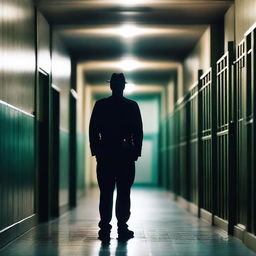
[135,97,160,185]
[183,27,211,93]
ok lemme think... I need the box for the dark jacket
[89,96,143,160]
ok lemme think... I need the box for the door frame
[35,68,50,222]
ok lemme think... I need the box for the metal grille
[188,82,199,204]
[244,28,255,233]
[199,69,212,212]
[168,113,176,192]
[172,108,180,195]
[176,94,190,199]
[251,28,256,235]
[216,51,231,220]
[235,40,247,227]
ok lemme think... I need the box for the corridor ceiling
[36,0,233,87]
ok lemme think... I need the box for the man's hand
[133,155,139,161]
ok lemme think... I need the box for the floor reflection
[115,241,128,256]
[99,241,127,256]
[98,242,111,256]
[0,188,255,256]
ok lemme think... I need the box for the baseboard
[188,202,198,216]
[177,196,189,210]
[176,196,198,216]
[200,208,212,224]
[165,193,256,254]
[213,215,228,232]
[244,231,256,253]
[234,224,246,241]
[0,214,37,248]
[59,203,69,216]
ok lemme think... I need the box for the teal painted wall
[77,132,85,196]
[59,129,69,207]
[0,101,35,230]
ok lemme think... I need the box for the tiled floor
[0,187,255,256]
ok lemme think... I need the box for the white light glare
[2,3,26,21]
[119,57,140,71]
[118,25,139,38]
[121,0,147,7]
[125,83,136,94]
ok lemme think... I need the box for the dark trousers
[96,159,135,232]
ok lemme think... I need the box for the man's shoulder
[95,98,109,105]
[95,96,138,108]
[123,97,138,106]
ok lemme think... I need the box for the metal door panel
[200,69,213,213]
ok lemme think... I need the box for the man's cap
[107,73,127,84]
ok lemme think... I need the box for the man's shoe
[98,230,111,242]
[117,229,134,241]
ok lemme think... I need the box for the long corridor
[0,188,255,256]
[3,0,256,255]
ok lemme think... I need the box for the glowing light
[1,3,26,21]
[117,25,139,38]
[121,0,148,6]
[124,83,136,94]
[70,25,191,39]
[80,59,180,72]
[119,57,140,71]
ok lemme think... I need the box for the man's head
[109,73,126,94]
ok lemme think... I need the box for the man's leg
[96,161,115,238]
[115,161,135,236]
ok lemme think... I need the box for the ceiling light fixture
[121,0,147,6]
[118,24,139,38]
[119,57,140,71]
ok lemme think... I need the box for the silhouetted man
[89,73,143,242]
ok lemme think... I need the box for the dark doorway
[36,70,50,222]
[50,86,60,217]
[69,89,77,207]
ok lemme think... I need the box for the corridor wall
[0,1,83,247]
[52,32,72,212]
[0,0,36,247]
[168,18,256,253]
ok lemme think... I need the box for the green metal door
[215,43,235,232]
[244,27,255,233]
[176,94,190,200]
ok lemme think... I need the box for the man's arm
[133,102,143,158]
[89,101,100,156]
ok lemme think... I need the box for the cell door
[199,69,213,215]
[244,26,256,234]
[235,40,247,230]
